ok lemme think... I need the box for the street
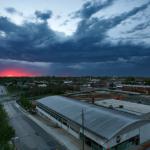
[0,85,7,96]
[3,101,67,150]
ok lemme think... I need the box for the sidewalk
[15,103,90,150]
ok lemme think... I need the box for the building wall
[107,128,139,148]
[37,107,80,139]
[36,105,150,150]
[37,106,106,150]
[140,123,150,144]
[83,129,107,148]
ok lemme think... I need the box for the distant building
[95,99,150,117]
[36,96,150,150]
[122,84,150,94]
[64,80,73,84]
[37,84,47,88]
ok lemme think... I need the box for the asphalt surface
[3,101,67,150]
[0,85,7,96]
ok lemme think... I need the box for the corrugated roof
[37,96,140,140]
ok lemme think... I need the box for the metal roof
[37,96,141,140]
[95,99,150,116]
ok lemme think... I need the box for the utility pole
[81,108,85,150]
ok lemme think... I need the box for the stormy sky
[0,0,150,76]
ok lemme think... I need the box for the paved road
[0,85,10,103]
[0,85,7,96]
[3,101,67,150]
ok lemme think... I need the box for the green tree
[20,96,32,110]
[0,104,15,149]
[145,79,150,85]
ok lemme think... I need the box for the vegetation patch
[0,104,15,150]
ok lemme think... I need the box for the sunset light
[0,69,39,77]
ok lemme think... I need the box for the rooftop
[95,99,150,116]
[36,96,146,141]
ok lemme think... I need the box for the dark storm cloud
[73,0,114,19]
[35,10,53,21]
[0,16,60,61]
[0,17,17,33]
[127,21,150,34]
[5,7,23,15]
[0,1,150,63]
[0,0,150,76]
[5,7,17,14]
[32,56,150,76]
[74,1,150,39]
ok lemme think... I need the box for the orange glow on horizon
[0,69,39,77]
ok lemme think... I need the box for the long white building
[36,96,150,150]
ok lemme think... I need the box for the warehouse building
[36,96,150,150]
